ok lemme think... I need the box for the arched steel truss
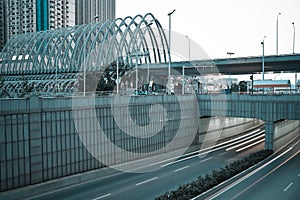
[0,13,169,95]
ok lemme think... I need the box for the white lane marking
[174,165,190,172]
[226,132,265,151]
[200,157,212,163]
[236,138,265,152]
[136,177,158,186]
[92,193,111,200]
[283,182,293,192]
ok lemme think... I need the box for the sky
[116,0,300,59]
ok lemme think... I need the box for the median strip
[155,149,273,200]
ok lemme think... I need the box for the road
[28,127,265,200]
[206,140,300,200]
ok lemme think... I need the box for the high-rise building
[0,0,7,50]
[0,0,76,51]
[0,0,116,51]
[36,0,76,31]
[75,0,115,25]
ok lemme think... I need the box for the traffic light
[250,75,253,80]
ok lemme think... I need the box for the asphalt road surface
[28,128,266,200]
[206,139,300,200]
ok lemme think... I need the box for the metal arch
[25,30,53,74]
[90,19,123,70]
[127,15,156,62]
[1,36,19,74]
[102,19,127,69]
[2,34,28,74]
[10,33,33,74]
[0,13,169,95]
[26,31,51,74]
[58,27,80,73]
[76,21,109,72]
[46,28,71,74]
[39,29,69,74]
[68,24,90,71]
[18,32,43,75]
[1,13,168,75]
[53,27,78,74]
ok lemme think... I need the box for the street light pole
[276,12,281,55]
[227,52,234,58]
[185,35,190,61]
[167,9,176,95]
[147,52,150,83]
[261,36,266,80]
[135,53,138,93]
[227,52,234,89]
[84,15,100,96]
[116,57,119,94]
[292,22,295,54]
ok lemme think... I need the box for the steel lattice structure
[0,13,169,96]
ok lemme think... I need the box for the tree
[231,82,239,92]
[238,81,247,93]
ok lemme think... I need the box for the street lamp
[292,22,295,54]
[261,36,266,80]
[226,52,234,88]
[227,52,234,58]
[185,35,190,61]
[167,9,176,95]
[83,15,100,96]
[276,12,281,55]
[116,56,120,94]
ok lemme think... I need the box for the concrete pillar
[265,121,274,150]
[28,96,43,184]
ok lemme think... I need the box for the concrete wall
[1,94,299,192]
[0,95,198,192]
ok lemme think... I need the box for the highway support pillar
[265,121,274,150]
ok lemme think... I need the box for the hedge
[155,149,273,200]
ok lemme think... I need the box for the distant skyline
[116,0,299,59]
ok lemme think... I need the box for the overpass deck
[140,53,300,75]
